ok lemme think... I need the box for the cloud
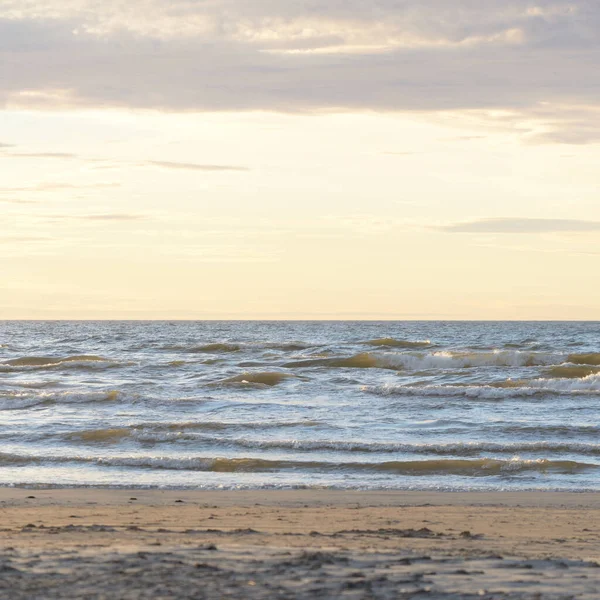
[439,217,600,233]
[445,136,488,141]
[1,1,584,48]
[0,198,38,204]
[0,182,119,193]
[0,235,51,244]
[4,151,78,159]
[43,213,148,222]
[0,151,248,170]
[82,213,147,221]
[143,160,249,172]
[383,152,418,156]
[0,1,598,141]
[0,142,78,158]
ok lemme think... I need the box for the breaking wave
[367,373,600,398]
[284,350,581,371]
[221,439,600,457]
[285,350,600,372]
[87,433,600,457]
[0,355,126,371]
[2,453,594,476]
[376,350,566,370]
[4,355,109,367]
[61,421,600,448]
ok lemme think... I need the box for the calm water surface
[1,321,599,490]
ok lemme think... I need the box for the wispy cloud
[0,236,51,244]
[0,182,119,193]
[382,152,418,156]
[83,214,147,221]
[5,152,78,159]
[439,217,600,234]
[43,213,148,222]
[0,150,248,171]
[143,160,249,172]
[445,136,487,141]
[0,143,78,158]
[0,198,38,204]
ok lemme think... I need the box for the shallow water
[1,320,599,490]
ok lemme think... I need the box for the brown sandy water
[1,321,600,491]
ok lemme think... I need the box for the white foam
[0,389,122,410]
[373,350,564,370]
[366,373,600,399]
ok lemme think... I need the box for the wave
[11,380,60,389]
[106,433,600,457]
[211,372,299,387]
[62,421,600,447]
[0,393,48,411]
[4,453,593,476]
[368,458,595,476]
[0,355,126,371]
[569,353,600,366]
[284,350,575,371]
[367,373,600,399]
[0,389,122,410]
[262,342,314,351]
[66,420,324,443]
[210,439,600,457]
[68,427,132,443]
[286,350,600,372]
[498,423,600,436]
[545,365,600,379]
[163,341,313,353]
[284,353,382,369]
[377,350,567,370]
[186,343,242,353]
[500,374,600,392]
[0,452,37,465]
[4,355,109,367]
[363,338,432,348]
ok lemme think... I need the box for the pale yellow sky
[1,1,599,319]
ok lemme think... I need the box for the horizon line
[1,318,599,323]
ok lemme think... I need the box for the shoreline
[1,487,600,508]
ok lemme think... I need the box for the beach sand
[0,489,599,598]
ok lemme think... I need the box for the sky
[1,0,599,320]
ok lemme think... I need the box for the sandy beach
[0,488,598,598]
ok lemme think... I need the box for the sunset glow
[2,1,599,319]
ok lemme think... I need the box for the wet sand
[0,489,599,598]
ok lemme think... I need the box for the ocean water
[1,320,599,491]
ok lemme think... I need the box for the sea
[1,321,599,491]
